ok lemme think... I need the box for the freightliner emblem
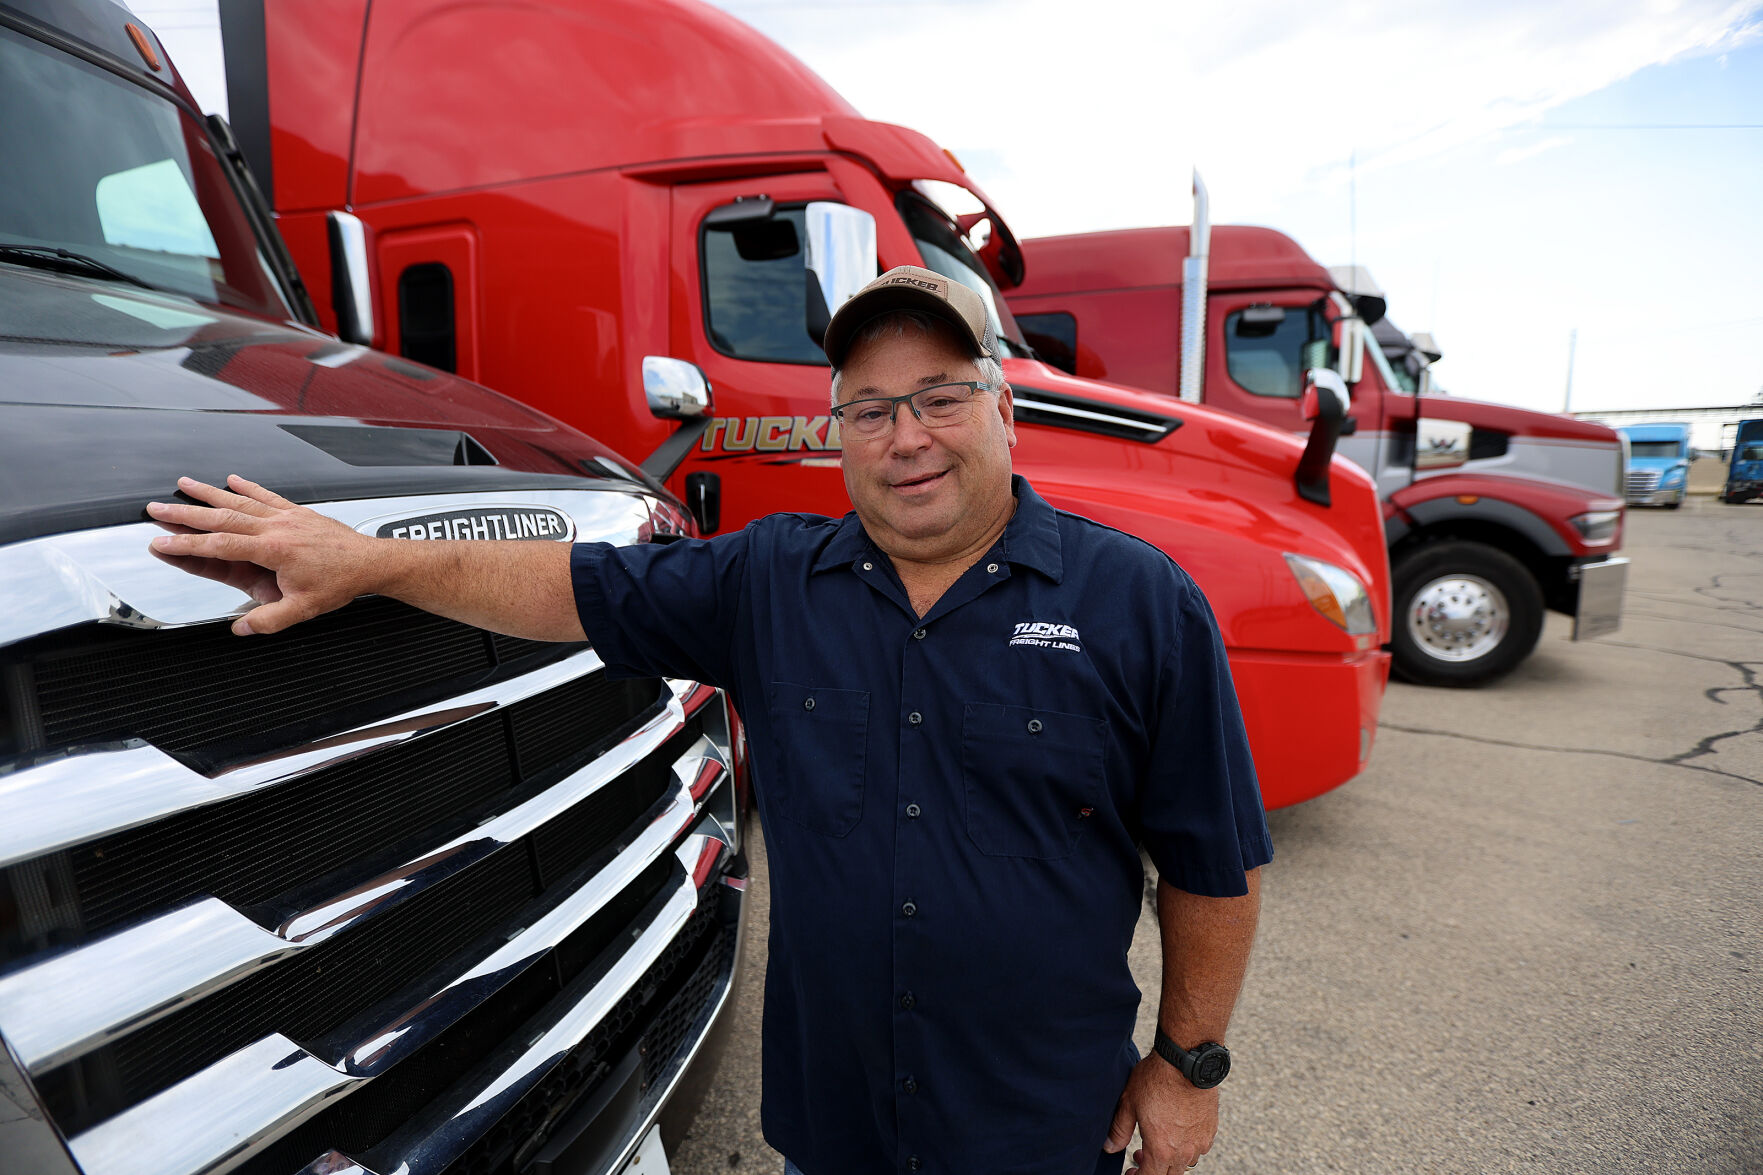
[370,505,575,542]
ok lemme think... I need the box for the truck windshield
[0,24,291,319]
[1360,325,1407,395]
[1628,442,1683,459]
[895,192,1026,359]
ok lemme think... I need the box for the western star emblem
[1009,621,1082,652]
[369,505,575,542]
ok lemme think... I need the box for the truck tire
[1390,540,1545,687]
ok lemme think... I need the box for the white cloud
[716,0,1761,235]
[1495,135,1573,166]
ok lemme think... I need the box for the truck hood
[1628,456,1688,474]
[0,267,661,545]
[1417,393,1617,445]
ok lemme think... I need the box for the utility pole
[1563,327,1578,414]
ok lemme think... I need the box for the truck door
[667,173,878,531]
[1206,291,1411,496]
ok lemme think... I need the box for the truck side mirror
[1294,369,1349,506]
[803,202,877,348]
[643,356,713,419]
[1333,316,1364,386]
[326,211,375,346]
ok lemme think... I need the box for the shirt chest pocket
[962,704,1106,860]
[766,682,870,837]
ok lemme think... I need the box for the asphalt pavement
[670,497,1763,1175]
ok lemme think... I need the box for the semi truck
[1008,223,1631,687]
[0,3,750,1174]
[215,0,1396,809]
[1617,422,1692,508]
[1726,419,1763,503]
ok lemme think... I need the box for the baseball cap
[821,265,998,367]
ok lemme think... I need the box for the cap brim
[822,285,988,367]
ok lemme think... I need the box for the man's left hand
[1104,1054,1218,1174]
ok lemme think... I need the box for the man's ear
[997,382,1017,447]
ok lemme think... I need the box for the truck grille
[1625,469,1661,500]
[0,498,742,1175]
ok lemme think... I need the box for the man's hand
[146,474,586,641]
[147,475,381,635]
[1105,1053,1218,1174]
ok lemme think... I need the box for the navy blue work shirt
[571,476,1271,1175]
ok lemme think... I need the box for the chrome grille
[0,489,742,1175]
[1625,469,1661,500]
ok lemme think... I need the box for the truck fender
[1389,492,1570,558]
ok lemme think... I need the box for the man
[146,266,1269,1175]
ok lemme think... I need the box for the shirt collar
[809,474,1064,583]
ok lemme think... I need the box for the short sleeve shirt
[570,476,1271,1175]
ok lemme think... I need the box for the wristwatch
[1152,1029,1231,1089]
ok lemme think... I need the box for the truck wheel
[1391,541,1545,687]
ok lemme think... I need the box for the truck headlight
[1570,510,1620,544]
[1283,553,1377,635]
[1661,467,1686,487]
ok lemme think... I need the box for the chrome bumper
[1572,556,1629,641]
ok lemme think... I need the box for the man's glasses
[830,381,996,441]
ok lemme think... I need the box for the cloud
[715,0,1762,236]
[1495,135,1573,167]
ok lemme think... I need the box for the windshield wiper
[0,243,161,292]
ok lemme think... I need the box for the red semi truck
[1008,213,1630,686]
[212,0,1394,809]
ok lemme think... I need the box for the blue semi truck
[1619,422,1694,509]
[1725,419,1763,504]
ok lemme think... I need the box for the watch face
[1194,1047,1231,1087]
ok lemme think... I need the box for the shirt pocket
[766,681,870,837]
[962,703,1106,860]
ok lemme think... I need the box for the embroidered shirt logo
[1010,621,1082,653]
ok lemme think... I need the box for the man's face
[836,319,1017,564]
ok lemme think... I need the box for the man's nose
[887,407,935,455]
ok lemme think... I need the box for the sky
[713,0,1763,426]
[137,0,1762,431]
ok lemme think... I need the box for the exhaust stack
[1178,170,1211,404]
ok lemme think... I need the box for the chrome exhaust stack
[1178,170,1211,404]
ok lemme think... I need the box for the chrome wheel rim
[1407,573,1509,663]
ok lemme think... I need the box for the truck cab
[1725,419,1763,503]
[1009,225,1630,687]
[0,3,749,1172]
[223,0,1397,810]
[1617,423,1693,508]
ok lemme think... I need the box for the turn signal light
[1284,553,1378,635]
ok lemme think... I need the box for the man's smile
[889,469,950,494]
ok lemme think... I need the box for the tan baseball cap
[821,265,998,367]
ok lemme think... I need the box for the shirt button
[1027,718,1043,733]
[905,802,921,819]
[907,1158,922,1172]
[903,1076,918,1094]
[900,992,916,1010]
[862,561,874,570]
[803,697,816,711]
[912,628,927,640]
[901,900,918,917]
[908,711,923,726]
[986,562,1000,574]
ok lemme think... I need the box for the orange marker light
[125,23,162,71]
[943,148,965,173]
[1455,494,1480,505]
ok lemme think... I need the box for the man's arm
[146,475,584,640]
[1106,868,1261,1174]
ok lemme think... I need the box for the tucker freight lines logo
[701,415,844,455]
[1010,621,1082,652]
[369,505,575,542]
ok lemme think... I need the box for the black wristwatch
[1152,1030,1231,1089]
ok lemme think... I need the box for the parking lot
[672,497,1763,1174]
